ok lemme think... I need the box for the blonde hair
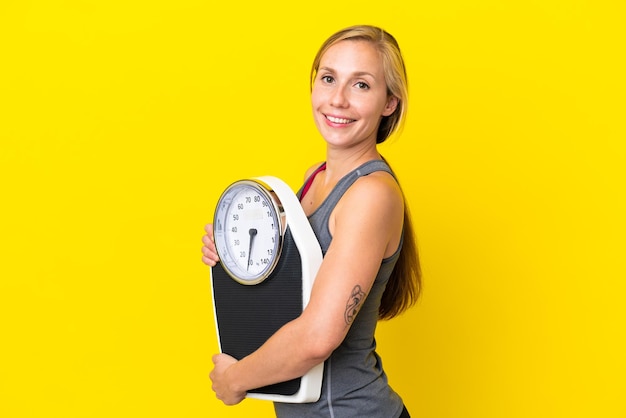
[312,25,421,319]
[310,25,409,144]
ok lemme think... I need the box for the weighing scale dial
[213,179,285,285]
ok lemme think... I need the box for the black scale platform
[211,228,304,396]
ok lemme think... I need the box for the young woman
[202,25,421,418]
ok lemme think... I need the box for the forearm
[225,317,329,393]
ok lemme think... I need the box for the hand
[210,353,246,405]
[201,224,220,266]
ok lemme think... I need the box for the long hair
[312,25,421,319]
[379,171,422,320]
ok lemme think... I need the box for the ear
[382,95,399,117]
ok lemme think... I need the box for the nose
[330,86,349,108]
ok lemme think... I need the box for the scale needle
[247,228,257,271]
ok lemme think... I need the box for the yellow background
[1,1,624,417]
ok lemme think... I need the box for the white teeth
[326,115,354,124]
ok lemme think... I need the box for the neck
[323,145,381,183]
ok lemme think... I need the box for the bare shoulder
[334,171,404,231]
[343,171,403,210]
[331,170,404,257]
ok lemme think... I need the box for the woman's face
[311,40,397,150]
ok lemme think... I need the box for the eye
[355,81,370,90]
[321,75,334,84]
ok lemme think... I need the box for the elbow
[300,326,342,364]
[290,311,345,365]
[305,339,335,364]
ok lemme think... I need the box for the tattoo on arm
[344,285,367,325]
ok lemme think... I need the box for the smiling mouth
[325,115,355,124]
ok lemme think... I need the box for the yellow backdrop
[1,1,624,417]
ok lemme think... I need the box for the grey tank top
[274,160,405,418]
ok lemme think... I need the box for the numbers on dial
[214,182,283,284]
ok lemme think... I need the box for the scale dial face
[213,180,285,285]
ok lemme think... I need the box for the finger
[201,246,212,259]
[202,251,219,264]
[202,244,219,260]
[202,234,215,247]
[202,255,217,266]
[204,223,214,238]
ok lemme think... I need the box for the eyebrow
[319,66,377,79]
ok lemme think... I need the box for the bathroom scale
[210,175,324,403]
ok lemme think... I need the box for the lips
[325,115,355,124]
